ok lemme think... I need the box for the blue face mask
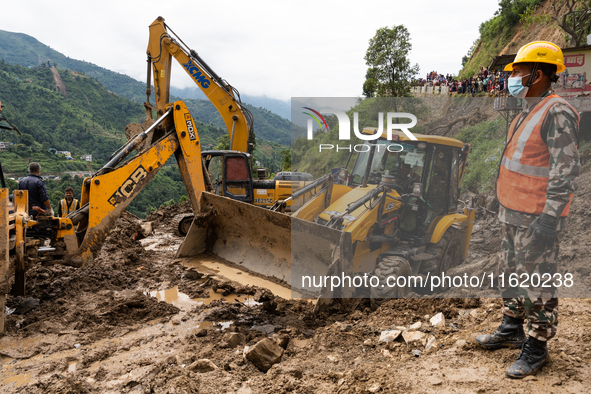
[508,74,530,98]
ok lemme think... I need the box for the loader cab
[202,150,254,204]
[348,136,464,240]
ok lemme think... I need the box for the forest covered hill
[0,29,294,217]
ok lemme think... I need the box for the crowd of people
[414,66,511,97]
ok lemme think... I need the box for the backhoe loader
[178,127,476,307]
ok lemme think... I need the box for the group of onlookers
[413,66,511,96]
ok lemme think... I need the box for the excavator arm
[146,16,255,154]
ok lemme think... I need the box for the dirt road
[1,175,590,393]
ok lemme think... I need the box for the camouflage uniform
[497,90,580,341]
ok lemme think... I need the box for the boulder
[245,338,283,372]
[430,313,446,328]
[402,331,427,346]
[378,329,402,343]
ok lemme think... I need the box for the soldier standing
[475,41,580,378]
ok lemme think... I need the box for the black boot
[475,314,526,349]
[506,336,549,379]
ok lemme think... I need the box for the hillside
[183,99,291,146]
[460,0,567,78]
[0,61,139,166]
[0,29,292,122]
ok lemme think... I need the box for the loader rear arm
[71,102,205,266]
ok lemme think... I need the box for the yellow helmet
[504,41,565,73]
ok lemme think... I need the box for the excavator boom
[146,17,254,153]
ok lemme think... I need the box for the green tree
[281,149,291,171]
[19,133,35,146]
[363,25,419,97]
[214,134,230,150]
[520,0,591,47]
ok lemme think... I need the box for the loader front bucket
[176,192,350,298]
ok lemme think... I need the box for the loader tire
[425,228,463,291]
[172,213,194,237]
[370,256,412,310]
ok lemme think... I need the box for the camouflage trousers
[498,222,559,341]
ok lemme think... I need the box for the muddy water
[181,254,298,299]
[2,373,31,387]
[150,285,260,309]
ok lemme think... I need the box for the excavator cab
[346,138,464,241]
[202,150,254,204]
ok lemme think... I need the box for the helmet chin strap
[524,63,540,88]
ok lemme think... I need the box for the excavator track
[171,213,195,237]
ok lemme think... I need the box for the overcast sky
[3,0,499,102]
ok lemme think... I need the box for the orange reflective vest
[60,198,78,218]
[497,95,578,217]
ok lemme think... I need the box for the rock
[455,339,467,349]
[378,329,402,343]
[194,328,208,337]
[412,349,422,357]
[368,383,381,393]
[189,359,217,373]
[74,344,81,349]
[425,335,437,351]
[430,313,446,328]
[395,326,407,332]
[185,268,203,280]
[251,324,275,335]
[430,377,443,386]
[221,332,243,349]
[409,321,422,330]
[485,195,498,211]
[469,310,479,318]
[140,222,153,237]
[402,331,427,346]
[171,316,182,326]
[245,338,283,372]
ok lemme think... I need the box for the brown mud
[1,174,590,393]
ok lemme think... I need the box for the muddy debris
[2,173,591,392]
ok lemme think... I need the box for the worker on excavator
[18,162,54,218]
[475,41,580,379]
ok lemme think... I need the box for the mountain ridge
[0,29,291,120]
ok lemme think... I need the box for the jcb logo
[185,114,197,141]
[108,166,148,207]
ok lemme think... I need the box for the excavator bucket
[176,192,350,298]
